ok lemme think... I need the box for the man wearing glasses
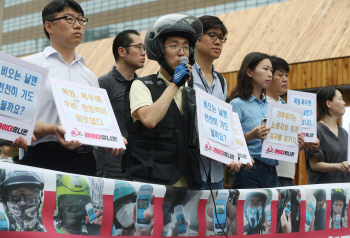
[95,30,146,180]
[124,14,203,189]
[20,0,124,176]
[192,16,240,190]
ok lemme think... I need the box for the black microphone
[179,56,189,65]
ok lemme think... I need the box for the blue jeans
[201,175,224,190]
[231,159,277,189]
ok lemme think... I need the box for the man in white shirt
[19,0,124,176]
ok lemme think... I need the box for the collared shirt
[22,46,99,146]
[0,156,14,163]
[266,95,293,178]
[192,62,228,183]
[230,94,278,166]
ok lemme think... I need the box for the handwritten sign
[196,87,240,165]
[261,102,303,163]
[0,51,48,144]
[232,112,251,164]
[50,77,125,149]
[287,90,317,142]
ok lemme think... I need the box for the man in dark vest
[124,14,203,189]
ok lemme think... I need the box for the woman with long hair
[229,52,277,189]
[305,86,350,184]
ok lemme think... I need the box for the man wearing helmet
[0,169,45,232]
[330,189,348,229]
[124,14,203,188]
[244,190,270,235]
[111,181,154,236]
[55,175,102,235]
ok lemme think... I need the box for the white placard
[287,90,317,142]
[195,87,238,165]
[261,101,304,163]
[0,51,48,144]
[232,112,251,164]
[50,77,125,149]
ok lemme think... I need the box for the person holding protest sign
[191,15,243,190]
[19,0,125,176]
[305,86,350,184]
[95,30,145,180]
[124,14,203,189]
[229,52,277,189]
[265,56,309,186]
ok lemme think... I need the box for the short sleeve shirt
[305,122,350,184]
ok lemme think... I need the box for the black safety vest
[124,74,201,188]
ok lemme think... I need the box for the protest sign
[0,51,48,144]
[287,90,317,142]
[50,77,125,149]
[195,87,241,165]
[261,101,304,163]
[231,112,251,164]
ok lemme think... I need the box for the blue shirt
[192,62,228,183]
[230,94,278,166]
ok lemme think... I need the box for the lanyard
[195,67,215,95]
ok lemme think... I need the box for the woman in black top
[305,86,350,184]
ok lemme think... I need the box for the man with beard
[55,175,102,235]
[0,169,46,231]
[244,190,270,235]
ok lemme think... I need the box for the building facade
[0,0,289,57]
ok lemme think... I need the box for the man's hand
[132,195,154,236]
[104,137,128,156]
[281,208,291,233]
[306,138,320,152]
[298,133,305,150]
[12,135,36,150]
[172,219,190,236]
[225,161,240,172]
[171,63,190,87]
[242,158,254,170]
[207,201,237,235]
[85,209,103,225]
[55,125,82,149]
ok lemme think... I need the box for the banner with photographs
[1,163,350,237]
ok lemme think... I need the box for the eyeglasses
[49,16,88,26]
[163,45,193,55]
[123,44,146,53]
[203,33,227,43]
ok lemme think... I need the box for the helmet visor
[59,195,90,211]
[148,14,202,41]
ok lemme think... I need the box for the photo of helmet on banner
[244,189,272,235]
[162,186,202,236]
[205,189,239,236]
[54,174,104,235]
[304,189,327,232]
[330,188,348,230]
[0,169,46,232]
[276,189,301,233]
[111,181,155,236]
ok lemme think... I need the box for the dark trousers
[277,177,294,187]
[20,142,96,176]
[231,159,277,189]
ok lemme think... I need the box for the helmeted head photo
[330,188,348,229]
[305,189,327,232]
[206,189,239,236]
[244,189,272,235]
[54,174,103,235]
[162,186,202,236]
[0,169,45,232]
[276,189,300,233]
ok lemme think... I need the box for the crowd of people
[1,0,350,189]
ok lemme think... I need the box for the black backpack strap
[188,72,194,88]
[216,72,226,94]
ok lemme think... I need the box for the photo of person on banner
[305,189,327,232]
[54,174,103,235]
[276,189,300,233]
[111,181,155,236]
[162,186,201,236]
[0,169,46,232]
[206,189,239,236]
[244,189,272,235]
[330,189,348,229]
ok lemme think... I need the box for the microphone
[179,56,189,65]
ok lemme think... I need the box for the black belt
[31,142,94,153]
